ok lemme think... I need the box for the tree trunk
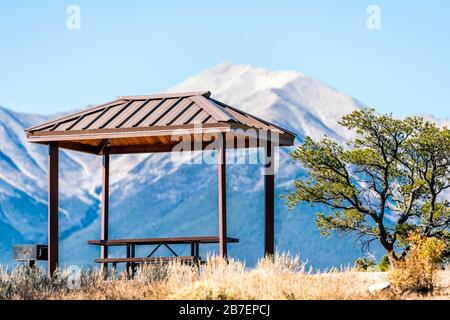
[387,249,398,269]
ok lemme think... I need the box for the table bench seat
[95,256,201,265]
[88,236,239,246]
[89,236,238,276]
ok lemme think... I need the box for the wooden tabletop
[88,236,239,246]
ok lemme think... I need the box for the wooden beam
[218,132,227,258]
[107,139,220,155]
[58,141,100,154]
[96,139,110,155]
[48,143,59,276]
[108,143,185,155]
[264,141,275,257]
[101,149,110,272]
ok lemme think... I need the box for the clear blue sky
[1,1,449,118]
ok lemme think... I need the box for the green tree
[285,108,450,267]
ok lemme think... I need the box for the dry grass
[388,233,446,294]
[1,253,449,300]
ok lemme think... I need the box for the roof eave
[27,123,295,147]
[26,123,234,143]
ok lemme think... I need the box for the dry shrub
[0,266,50,299]
[0,263,170,300]
[2,252,448,300]
[166,253,375,300]
[389,232,446,294]
[59,263,173,300]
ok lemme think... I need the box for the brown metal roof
[26,91,295,154]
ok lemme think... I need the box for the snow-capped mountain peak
[171,63,362,141]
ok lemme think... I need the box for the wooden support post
[218,132,227,258]
[126,244,131,277]
[48,143,59,277]
[101,150,110,273]
[130,244,136,278]
[264,141,275,257]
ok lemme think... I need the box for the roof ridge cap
[117,91,210,100]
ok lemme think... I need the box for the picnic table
[88,236,239,274]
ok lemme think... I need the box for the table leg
[194,242,201,271]
[112,262,117,276]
